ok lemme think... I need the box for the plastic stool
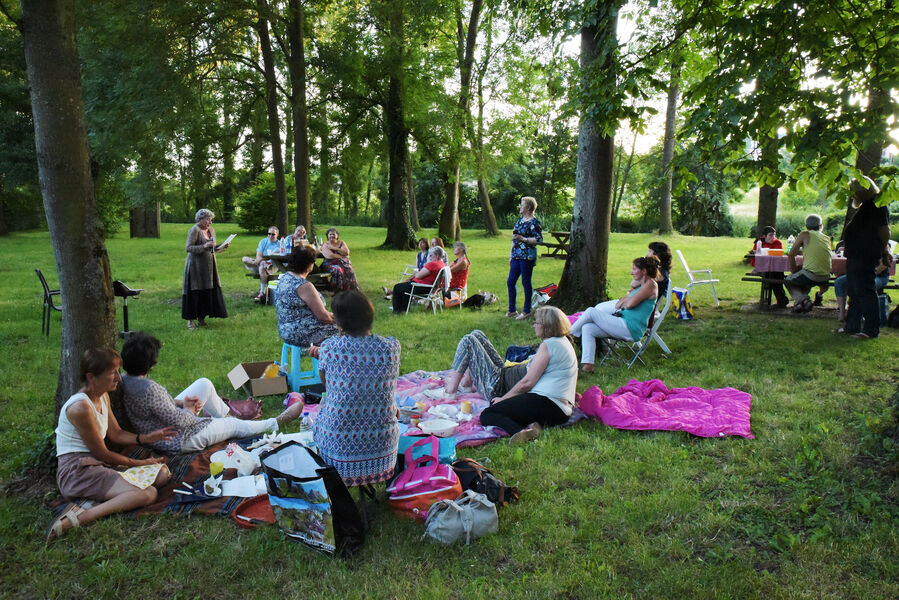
[280,342,321,392]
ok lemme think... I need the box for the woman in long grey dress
[182,208,230,329]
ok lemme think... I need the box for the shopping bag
[260,441,364,556]
[672,287,694,320]
[387,437,462,520]
[397,435,456,470]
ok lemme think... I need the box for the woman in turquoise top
[570,257,659,373]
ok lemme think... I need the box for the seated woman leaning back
[49,347,177,541]
[570,256,659,373]
[443,306,578,444]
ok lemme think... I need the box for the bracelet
[136,433,142,445]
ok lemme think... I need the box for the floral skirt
[320,258,358,292]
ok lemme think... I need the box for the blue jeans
[507,259,535,314]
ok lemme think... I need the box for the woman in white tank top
[48,348,177,542]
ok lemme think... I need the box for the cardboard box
[227,361,287,397]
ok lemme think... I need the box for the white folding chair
[675,249,719,306]
[598,285,673,368]
[405,267,450,314]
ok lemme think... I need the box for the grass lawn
[1,224,897,599]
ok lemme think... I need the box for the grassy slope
[0,225,896,599]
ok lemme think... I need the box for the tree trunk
[288,0,312,231]
[221,106,235,221]
[382,2,416,249]
[129,203,160,238]
[256,3,288,235]
[438,166,461,241]
[756,135,779,233]
[0,192,8,236]
[611,133,637,230]
[21,0,118,413]
[551,2,617,313]
[317,126,331,219]
[406,157,419,230]
[469,44,499,236]
[659,54,681,234]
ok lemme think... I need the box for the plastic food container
[767,248,784,256]
[418,418,458,437]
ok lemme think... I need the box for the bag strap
[393,437,442,491]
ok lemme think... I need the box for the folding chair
[405,267,450,314]
[599,285,673,368]
[36,269,62,337]
[675,249,719,306]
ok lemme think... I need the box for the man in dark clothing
[841,177,891,338]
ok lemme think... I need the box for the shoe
[505,311,518,318]
[773,300,789,309]
[515,312,532,320]
[46,503,84,542]
[382,286,390,296]
[197,318,207,327]
[581,363,595,374]
[187,321,196,330]
[850,332,871,339]
[254,293,265,303]
[813,291,824,306]
[276,401,304,426]
[509,422,543,444]
[834,327,847,334]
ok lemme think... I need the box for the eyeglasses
[268,232,278,236]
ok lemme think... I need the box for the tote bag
[260,441,364,556]
[387,437,462,520]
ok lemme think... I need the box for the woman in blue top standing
[507,196,543,320]
[570,257,659,373]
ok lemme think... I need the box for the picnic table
[261,253,331,292]
[538,231,570,259]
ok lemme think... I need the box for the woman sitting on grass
[49,348,177,542]
[443,306,577,444]
[120,332,303,454]
[314,290,402,485]
[570,256,659,373]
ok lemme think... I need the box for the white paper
[221,475,266,498]
[217,233,237,249]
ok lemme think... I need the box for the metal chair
[599,285,673,368]
[35,269,61,337]
[405,267,450,314]
[676,249,720,306]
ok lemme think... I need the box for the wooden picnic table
[538,231,570,259]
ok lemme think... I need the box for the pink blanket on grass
[579,379,753,438]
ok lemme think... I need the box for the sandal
[505,311,518,318]
[46,504,84,542]
[515,312,532,321]
[187,321,196,330]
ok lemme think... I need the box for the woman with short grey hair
[182,208,231,329]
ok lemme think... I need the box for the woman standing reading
[182,208,230,329]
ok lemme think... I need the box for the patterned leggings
[451,330,505,401]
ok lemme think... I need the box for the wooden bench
[742,273,898,307]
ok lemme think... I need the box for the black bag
[888,303,899,328]
[504,344,538,363]
[260,441,364,556]
[451,458,519,506]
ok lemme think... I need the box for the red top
[449,257,469,289]
[413,260,445,285]
[750,238,783,267]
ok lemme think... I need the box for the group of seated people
[388,237,470,313]
[242,225,358,302]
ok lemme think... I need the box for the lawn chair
[36,269,61,337]
[599,284,673,368]
[675,249,719,306]
[405,266,450,314]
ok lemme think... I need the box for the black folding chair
[35,269,62,337]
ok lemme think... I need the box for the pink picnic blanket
[579,379,753,438]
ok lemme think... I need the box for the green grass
[1,224,897,598]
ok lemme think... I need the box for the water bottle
[755,240,762,254]
[279,237,286,255]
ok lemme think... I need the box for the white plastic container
[418,418,458,437]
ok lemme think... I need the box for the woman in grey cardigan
[182,208,231,329]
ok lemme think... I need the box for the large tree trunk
[611,132,637,230]
[551,2,617,313]
[129,203,160,238]
[382,2,416,249]
[756,135,779,233]
[288,0,312,231]
[21,0,117,413]
[406,157,419,230]
[221,106,236,221]
[316,125,331,219]
[659,54,681,234]
[256,3,288,235]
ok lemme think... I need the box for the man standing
[242,226,283,302]
[785,214,832,313]
[841,177,891,338]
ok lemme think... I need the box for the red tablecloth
[753,254,846,276]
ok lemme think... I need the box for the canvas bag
[421,490,498,545]
[451,458,519,506]
[387,436,462,520]
[671,287,694,320]
[260,441,364,556]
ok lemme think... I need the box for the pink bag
[387,436,462,520]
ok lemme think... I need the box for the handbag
[224,397,263,420]
[421,490,498,545]
[672,287,694,320]
[260,441,364,556]
[396,435,456,471]
[451,458,519,506]
[387,437,462,520]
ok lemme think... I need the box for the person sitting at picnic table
[785,214,832,313]
[391,246,446,313]
[443,306,577,444]
[415,237,430,270]
[242,225,284,303]
[449,241,471,295]
[313,289,402,485]
[570,257,659,374]
[48,347,176,541]
[838,177,891,338]
[120,332,303,454]
[749,226,789,308]
[319,227,359,292]
[275,245,339,350]
[646,241,672,300]
[289,225,312,250]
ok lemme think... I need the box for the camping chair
[405,266,450,314]
[599,285,673,368]
[36,269,61,337]
[675,249,719,306]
